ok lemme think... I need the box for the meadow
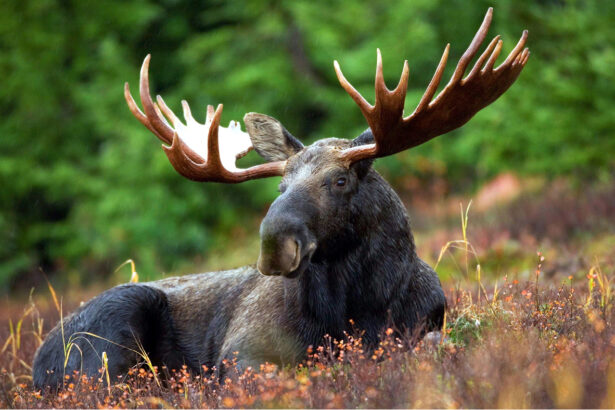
[1,176,613,408]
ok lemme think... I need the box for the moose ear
[244,113,304,162]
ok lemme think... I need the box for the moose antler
[335,8,530,164]
[124,55,286,183]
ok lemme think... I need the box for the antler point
[485,7,493,22]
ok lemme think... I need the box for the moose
[33,8,528,389]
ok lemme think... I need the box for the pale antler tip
[401,60,410,81]
[524,50,531,63]
[393,59,410,96]
[376,49,383,71]
[442,43,451,61]
[480,8,494,35]
[140,55,151,80]
[484,7,493,22]
[333,60,348,84]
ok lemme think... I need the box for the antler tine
[333,60,373,117]
[153,99,172,128]
[138,55,176,145]
[124,82,162,140]
[466,35,500,80]
[521,48,530,66]
[206,104,224,167]
[205,105,215,124]
[375,49,410,105]
[450,7,493,84]
[498,29,529,70]
[374,49,389,96]
[372,50,411,151]
[156,95,181,128]
[415,44,450,113]
[393,59,410,96]
[481,37,503,73]
[182,100,197,125]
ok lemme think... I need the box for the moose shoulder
[32,8,529,390]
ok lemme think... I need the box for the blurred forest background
[0,0,613,293]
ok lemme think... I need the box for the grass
[1,179,614,408]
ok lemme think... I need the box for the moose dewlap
[33,7,529,390]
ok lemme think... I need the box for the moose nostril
[257,236,302,276]
[287,239,301,272]
[280,237,300,272]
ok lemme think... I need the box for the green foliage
[0,0,613,289]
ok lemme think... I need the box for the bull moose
[33,8,529,389]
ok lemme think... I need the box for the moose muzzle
[257,196,317,278]
[257,236,301,276]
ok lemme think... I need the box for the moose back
[33,8,528,390]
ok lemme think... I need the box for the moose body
[33,8,529,390]
[33,137,445,389]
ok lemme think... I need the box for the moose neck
[286,172,417,344]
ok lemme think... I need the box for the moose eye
[335,177,347,187]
